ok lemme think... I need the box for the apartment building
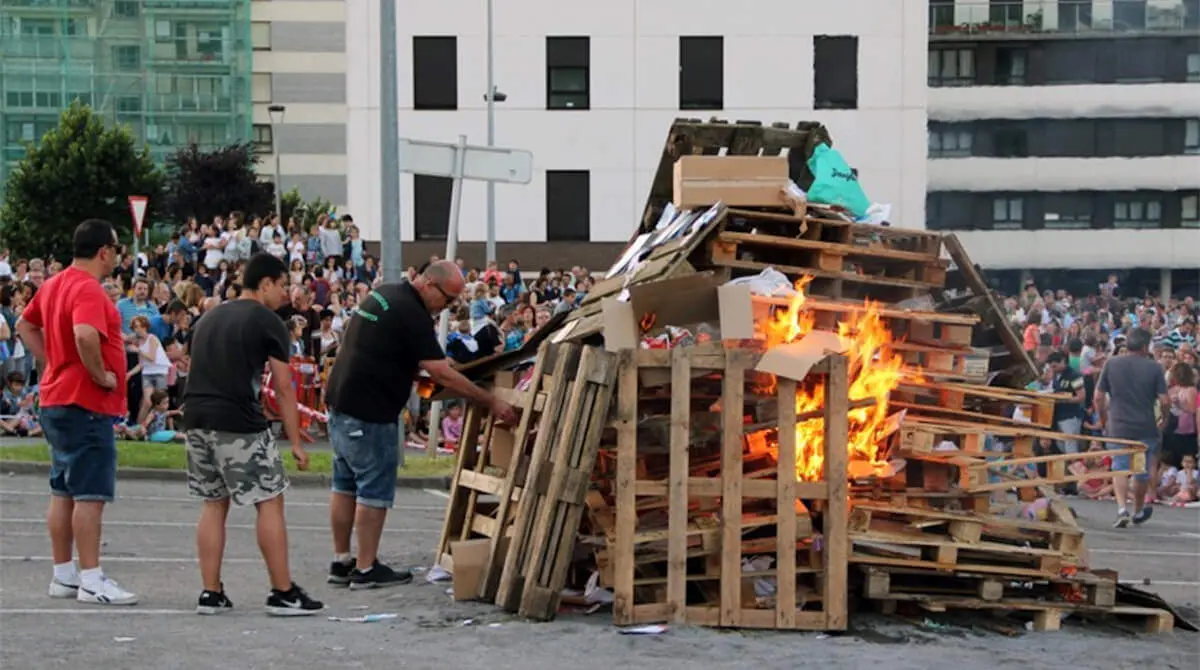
[344,0,929,266]
[925,0,1200,296]
[0,0,253,201]
[249,0,347,211]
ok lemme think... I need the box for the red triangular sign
[128,196,149,236]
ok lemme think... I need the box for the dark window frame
[995,46,1028,85]
[813,35,858,110]
[991,195,1025,230]
[1113,194,1162,229]
[928,47,976,87]
[1185,119,1200,154]
[679,36,724,110]
[546,36,590,110]
[1182,193,1200,228]
[928,124,973,157]
[545,170,590,242]
[413,174,453,241]
[412,36,458,111]
[1043,193,1093,229]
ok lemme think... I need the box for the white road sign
[397,137,532,184]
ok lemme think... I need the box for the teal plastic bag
[806,143,870,217]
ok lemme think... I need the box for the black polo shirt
[324,281,445,423]
[1051,365,1086,423]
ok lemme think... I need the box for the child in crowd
[1073,442,1114,500]
[0,371,41,437]
[441,403,463,452]
[1157,453,1199,503]
[142,390,185,443]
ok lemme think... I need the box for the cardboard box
[673,156,789,209]
[600,272,755,353]
[450,539,491,601]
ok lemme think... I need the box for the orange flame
[763,277,904,481]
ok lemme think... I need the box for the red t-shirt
[21,266,127,417]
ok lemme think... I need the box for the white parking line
[1120,580,1200,587]
[0,490,448,511]
[1089,549,1199,557]
[0,518,438,533]
[1,608,194,615]
[424,488,450,499]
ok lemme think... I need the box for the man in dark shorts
[16,219,137,606]
[183,253,324,616]
[1096,327,1169,528]
[323,260,519,589]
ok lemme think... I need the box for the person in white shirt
[265,232,287,260]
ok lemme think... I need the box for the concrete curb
[0,460,451,491]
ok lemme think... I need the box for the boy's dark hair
[1067,338,1083,355]
[73,219,116,260]
[241,253,287,292]
[165,300,187,315]
[5,371,24,385]
[150,389,169,405]
[1046,351,1067,365]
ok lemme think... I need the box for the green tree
[162,142,274,225]
[0,102,163,260]
[280,186,336,230]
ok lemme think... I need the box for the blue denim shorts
[40,405,118,503]
[1106,435,1160,483]
[329,411,400,508]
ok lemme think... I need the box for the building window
[993,125,1029,158]
[989,0,1023,26]
[1113,0,1147,30]
[546,37,589,110]
[414,175,453,240]
[930,0,955,30]
[114,45,141,71]
[252,124,273,153]
[995,47,1027,85]
[412,37,457,110]
[679,36,723,110]
[1188,53,1200,81]
[252,73,272,103]
[251,22,271,51]
[1186,119,1200,154]
[928,127,973,157]
[813,36,858,110]
[1113,197,1161,229]
[116,96,142,114]
[992,196,1024,230]
[545,171,590,242]
[113,0,139,18]
[1058,0,1093,30]
[1182,194,1199,228]
[1043,193,1092,230]
[928,48,974,87]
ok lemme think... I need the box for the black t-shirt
[325,282,444,423]
[182,299,291,433]
[1051,365,1086,423]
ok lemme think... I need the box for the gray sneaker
[1113,510,1131,528]
[1132,506,1153,525]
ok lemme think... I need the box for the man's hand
[490,398,520,426]
[290,441,310,471]
[95,370,117,390]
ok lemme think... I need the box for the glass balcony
[930,1,1199,38]
[0,36,96,60]
[2,0,96,11]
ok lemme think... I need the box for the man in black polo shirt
[323,260,519,590]
[1047,351,1086,453]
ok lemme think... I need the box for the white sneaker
[48,578,79,599]
[77,578,139,606]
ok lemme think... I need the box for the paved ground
[0,474,1196,670]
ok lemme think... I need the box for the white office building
[925,0,1200,295]
[343,0,929,267]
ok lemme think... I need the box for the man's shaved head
[423,260,465,293]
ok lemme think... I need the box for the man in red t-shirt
[16,219,138,607]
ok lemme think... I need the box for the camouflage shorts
[185,429,288,506]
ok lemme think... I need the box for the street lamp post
[485,0,496,264]
[267,104,286,224]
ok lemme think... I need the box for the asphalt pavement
[0,474,1196,670]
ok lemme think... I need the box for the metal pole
[272,133,283,225]
[426,134,468,456]
[380,0,403,282]
[484,0,496,264]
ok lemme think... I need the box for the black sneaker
[1132,506,1154,525]
[327,560,355,587]
[265,583,325,617]
[348,562,413,591]
[196,587,234,615]
[1113,510,1131,528]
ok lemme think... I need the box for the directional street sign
[397,137,532,184]
[128,195,149,236]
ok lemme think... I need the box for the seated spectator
[441,403,463,452]
[0,371,40,437]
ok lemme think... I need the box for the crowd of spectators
[0,211,597,447]
[1002,275,1199,504]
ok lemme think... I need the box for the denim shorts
[1106,435,1160,483]
[329,411,400,509]
[40,405,118,503]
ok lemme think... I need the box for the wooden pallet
[867,591,1173,634]
[859,566,1116,607]
[434,342,554,580]
[638,119,832,235]
[610,343,850,631]
[891,379,1059,429]
[504,346,620,620]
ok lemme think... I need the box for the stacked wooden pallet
[433,118,1175,635]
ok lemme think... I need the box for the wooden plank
[752,295,980,327]
[434,403,486,570]
[718,231,945,266]
[611,357,640,625]
[719,358,746,627]
[716,257,939,291]
[822,354,850,630]
[667,348,691,623]
[942,234,1038,381]
[775,378,798,628]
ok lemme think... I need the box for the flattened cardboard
[755,330,847,382]
[673,156,789,208]
[600,273,755,353]
[451,539,491,601]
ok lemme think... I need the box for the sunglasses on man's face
[432,283,460,303]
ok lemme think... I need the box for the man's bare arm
[72,324,113,387]
[420,359,495,409]
[268,357,302,448]
[15,318,46,364]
